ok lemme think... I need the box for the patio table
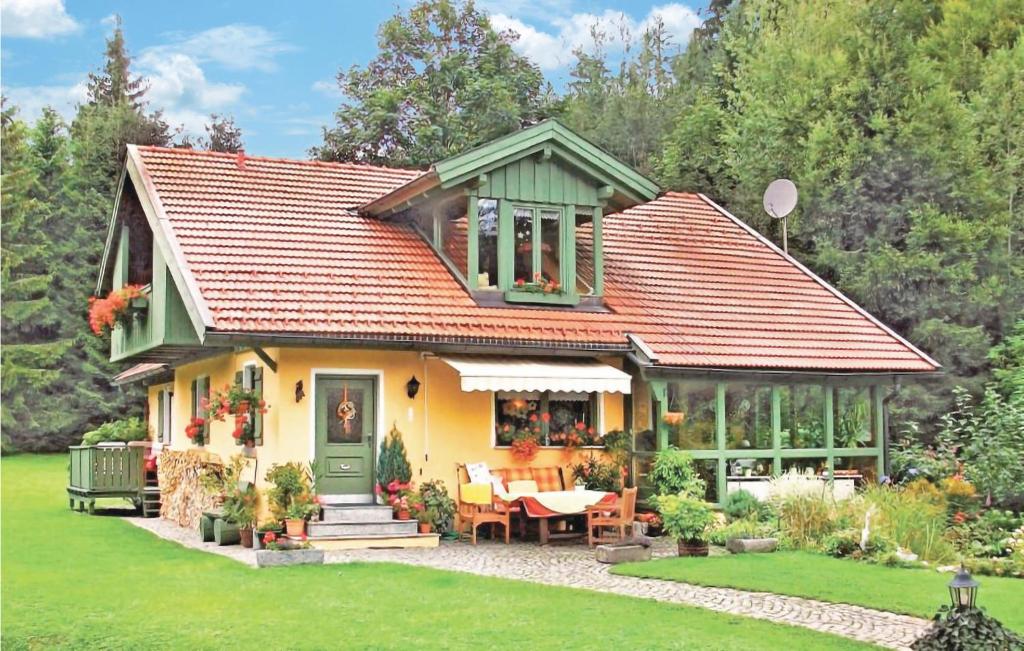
[498,489,615,544]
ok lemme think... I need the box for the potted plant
[256,532,325,567]
[393,494,412,520]
[418,480,457,536]
[254,521,283,549]
[284,497,317,536]
[657,493,714,556]
[649,448,706,499]
[376,426,412,504]
[416,508,436,534]
[222,484,259,548]
[636,512,663,537]
[510,428,540,462]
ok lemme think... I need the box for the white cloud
[1,80,87,121]
[137,52,246,134]
[145,24,295,73]
[1,0,79,38]
[493,3,700,71]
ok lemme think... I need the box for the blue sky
[2,0,705,158]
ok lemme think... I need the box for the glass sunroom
[634,375,887,504]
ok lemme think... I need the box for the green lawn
[614,551,1024,633]
[1,455,873,651]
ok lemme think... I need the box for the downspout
[421,352,433,467]
[881,380,902,479]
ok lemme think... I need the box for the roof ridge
[134,145,424,175]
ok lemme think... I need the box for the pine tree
[0,104,71,451]
[38,20,173,449]
[86,15,148,109]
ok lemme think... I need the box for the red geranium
[87,285,147,336]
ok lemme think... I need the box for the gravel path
[125,517,931,649]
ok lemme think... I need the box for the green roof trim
[433,120,660,205]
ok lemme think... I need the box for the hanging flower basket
[510,431,540,462]
[87,285,148,336]
[184,416,207,446]
[202,382,269,447]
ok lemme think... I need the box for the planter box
[255,549,324,568]
[595,543,652,564]
[726,537,778,554]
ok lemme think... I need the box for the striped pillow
[531,466,564,492]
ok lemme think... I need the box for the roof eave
[361,169,440,216]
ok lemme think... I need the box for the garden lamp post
[948,564,979,610]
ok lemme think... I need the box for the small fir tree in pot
[376,425,412,504]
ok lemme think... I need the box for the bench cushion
[531,466,564,492]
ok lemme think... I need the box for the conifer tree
[0,104,71,451]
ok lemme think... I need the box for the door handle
[340,464,352,471]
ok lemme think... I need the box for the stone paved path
[126,517,931,649]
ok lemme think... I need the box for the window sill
[503,291,580,306]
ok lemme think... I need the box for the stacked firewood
[157,449,223,529]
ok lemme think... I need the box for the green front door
[315,375,377,496]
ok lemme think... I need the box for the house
[96,120,939,536]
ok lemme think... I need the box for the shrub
[963,556,1024,579]
[777,494,836,549]
[904,478,946,508]
[708,518,777,546]
[81,417,149,446]
[941,476,980,518]
[722,489,768,522]
[656,494,715,543]
[649,448,705,498]
[821,528,893,559]
[911,606,1024,651]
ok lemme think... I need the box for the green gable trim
[433,120,659,207]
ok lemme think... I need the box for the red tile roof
[129,146,938,372]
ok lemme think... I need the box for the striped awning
[440,356,631,394]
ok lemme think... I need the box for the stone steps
[307,519,418,537]
[320,505,394,523]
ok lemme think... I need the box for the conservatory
[635,376,887,504]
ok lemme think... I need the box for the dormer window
[365,120,660,308]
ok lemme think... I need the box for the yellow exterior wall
[148,347,626,503]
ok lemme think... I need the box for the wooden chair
[457,481,511,545]
[586,487,638,547]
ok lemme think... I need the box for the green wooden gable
[433,120,659,208]
[98,167,203,363]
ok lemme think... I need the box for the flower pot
[285,519,305,536]
[242,442,256,458]
[677,540,709,557]
[397,510,410,521]
[418,522,432,534]
[239,526,254,548]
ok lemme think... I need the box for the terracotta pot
[397,510,411,521]
[677,540,709,557]
[239,527,254,548]
[285,518,305,536]
[418,522,431,534]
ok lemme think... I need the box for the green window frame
[234,365,264,446]
[190,376,210,445]
[157,388,172,445]
[641,380,885,505]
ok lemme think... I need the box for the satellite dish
[762,179,798,253]
[763,179,798,219]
